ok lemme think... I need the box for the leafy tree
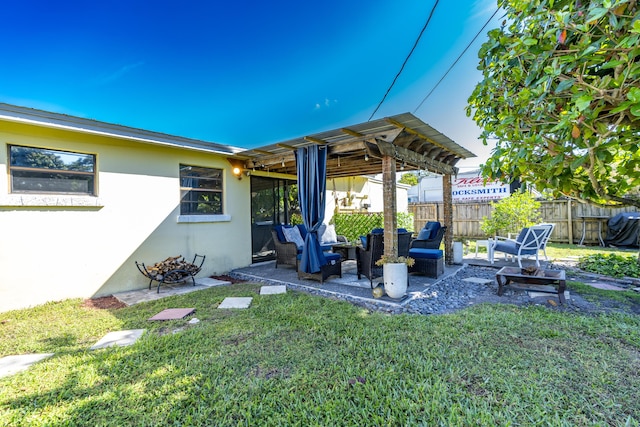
[467,0,640,208]
[480,191,542,237]
[398,172,419,186]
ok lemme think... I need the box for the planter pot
[453,242,463,264]
[383,263,408,299]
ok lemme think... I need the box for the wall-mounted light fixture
[227,158,245,181]
[232,167,243,180]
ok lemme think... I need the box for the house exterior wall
[0,121,251,312]
[325,176,409,222]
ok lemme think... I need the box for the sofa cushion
[295,224,308,240]
[324,252,341,263]
[297,251,341,264]
[283,226,305,248]
[494,240,537,255]
[319,223,338,244]
[416,228,431,240]
[273,225,294,242]
[409,248,443,259]
[419,221,441,240]
[516,227,529,243]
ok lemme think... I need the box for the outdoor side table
[475,239,490,257]
[331,243,359,261]
[495,267,567,304]
[578,215,609,246]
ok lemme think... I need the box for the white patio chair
[536,223,555,260]
[489,225,549,267]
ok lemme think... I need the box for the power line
[368,0,440,121]
[413,7,501,114]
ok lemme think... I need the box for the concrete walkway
[113,277,231,306]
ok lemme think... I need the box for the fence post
[443,175,453,265]
[567,199,573,244]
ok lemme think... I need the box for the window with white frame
[179,164,223,215]
[9,145,96,195]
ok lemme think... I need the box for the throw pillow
[417,228,431,240]
[282,226,305,248]
[319,224,338,244]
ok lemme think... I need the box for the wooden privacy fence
[409,200,640,245]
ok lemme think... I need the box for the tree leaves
[468,0,640,208]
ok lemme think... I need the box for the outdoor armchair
[271,226,300,268]
[411,222,446,250]
[356,232,384,288]
[356,230,412,287]
[489,225,549,268]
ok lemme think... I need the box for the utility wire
[413,7,501,114]
[368,0,440,121]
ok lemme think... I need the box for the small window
[180,164,223,215]
[9,145,96,195]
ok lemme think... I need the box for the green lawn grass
[1,284,639,426]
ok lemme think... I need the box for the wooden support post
[382,155,398,259]
[443,174,453,265]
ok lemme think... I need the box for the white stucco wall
[0,121,251,312]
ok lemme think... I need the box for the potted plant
[375,255,415,299]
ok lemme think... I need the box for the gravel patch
[402,264,638,316]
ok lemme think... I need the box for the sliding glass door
[250,176,297,263]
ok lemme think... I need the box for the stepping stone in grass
[90,329,146,350]
[260,285,287,295]
[148,308,196,321]
[218,297,252,309]
[586,282,627,291]
[529,291,570,300]
[0,353,54,378]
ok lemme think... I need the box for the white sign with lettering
[452,176,510,201]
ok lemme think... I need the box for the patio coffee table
[331,243,360,261]
[496,266,567,304]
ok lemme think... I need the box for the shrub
[480,191,541,237]
[578,253,640,278]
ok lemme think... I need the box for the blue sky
[1,0,499,170]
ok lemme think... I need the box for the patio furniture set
[271,221,447,286]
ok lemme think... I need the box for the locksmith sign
[451,176,510,201]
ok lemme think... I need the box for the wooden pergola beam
[385,117,450,152]
[341,128,364,137]
[375,140,458,175]
[304,136,328,145]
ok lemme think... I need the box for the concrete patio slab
[90,329,146,350]
[218,297,253,309]
[114,280,228,306]
[196,277,231,287]
[260,285,287,295]
[0,353,54,378]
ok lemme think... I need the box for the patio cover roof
[235,113,476,178]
